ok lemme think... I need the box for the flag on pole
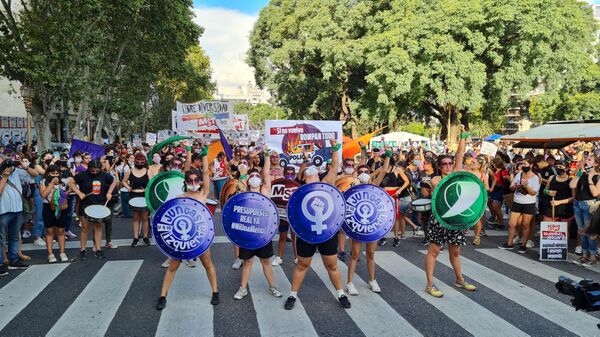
[218,128,233,161]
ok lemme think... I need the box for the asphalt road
[2,212,600,337]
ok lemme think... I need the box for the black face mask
[522,166,531,173]
[88,170,100,177]
[134,164,144,169]
[44,159,52,165]
[555,168,565,176]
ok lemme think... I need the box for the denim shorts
[397,196,412,215]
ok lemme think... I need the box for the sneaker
[496,224,506,230]
[455,280,477,291]
[517,245,527,254]
[79,250,87,260]
[211,292,220,305]
[130,238,139,248]
[284,296,296,310]
[392,238,400,247]
[232,258,243,270]
[22,230,31,239]
[156,296,167,310]
[345,282,358,296]
[161,258,171,268]
[269,287,283,298]
[369,280,381,293]
[48,254,57,263]
[583,260,598,268]
[143,237,151,246]
[286,236,292,242]
[498,243,514,250]
[472,236,481,246]
[378,238,387,246]
[185,259,197,268]
[65,231,77,239]
[234,287,248,300]
[337,251,347,262]
[0,265,7,276]
[573,257,588,265]
[94,250,106,259]
[271,256,283,266]
[512,236,521,245]
[575,246,583,255]
[34,238,45,246]
[105,242,118,249]
[425,284,443,298]
[8,261,29,270]
[60,253,68,262]
[526,240,534,248]
[338,294,351,308]
[414,227,424,236]
[480,229,488,237]
[421,238,430,246]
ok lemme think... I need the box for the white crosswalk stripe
[377,251,528,337]
[424,250,600,336]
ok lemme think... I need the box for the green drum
[145,171,185,213]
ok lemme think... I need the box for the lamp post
[19,84,33,148]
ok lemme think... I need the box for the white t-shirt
[0,169,30,214]
[512,172,540,205]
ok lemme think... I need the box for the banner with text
[539,221,568,261]
[265,120,342,168]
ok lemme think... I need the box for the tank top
[575,173,599,201]
[129,169,149,190]
[380,170,410,198]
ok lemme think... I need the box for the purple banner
[69,139,105,160]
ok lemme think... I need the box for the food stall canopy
[370,132,430,149]
[501,120,600,149]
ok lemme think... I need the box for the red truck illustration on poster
[264,120,343,169]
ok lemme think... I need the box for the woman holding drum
[122,153,151,247]
[157,146,220,309]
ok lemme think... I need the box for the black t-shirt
[539,166,556,192]
[74,171,114,205]
[575,173,599,201]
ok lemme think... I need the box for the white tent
[369,132,430,149]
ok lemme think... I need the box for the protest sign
[265,120,342,168]
[145,133,157,146]
[539,221,568,261]
[480,141,499,156]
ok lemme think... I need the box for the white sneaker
[369,280,381,293]
[234,287,248,300]
[575,246,583,255]
[512,236,521,245]
[161,258,171,268]
[34,238,46,246]
[48,254,57,263]
[414,229,424,236]
[294,258,298,265]
[185,259,197,268]
[271,256,283,266]
[232,258,243,270]
[345,282,358,295]
[269,287,282,298]
[22,230,31,239]
[59,253,68,262]
[526,240,535,248]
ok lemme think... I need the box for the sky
[192,1,269,95]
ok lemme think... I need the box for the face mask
[238,164,248,171]
[171,168,182,173]
[358,173,370,183]
[188,184,200,192]
[75,157,82,164]
[44,159,52,165]
[88,171,99,177]
[344,167,355,175]
[22,160,30,167]
[153,157,161,164]
[134,164,144,169]
[555,168,565,176]
[285,174,295,180]
[413,160,422,166]
[128,160,135,165]
[248,177,262,187]
[305,166,319,177]
[522,166,531,173]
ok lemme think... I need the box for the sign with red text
[539,221,568,261]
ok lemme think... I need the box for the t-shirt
[74,171,114,206]
[0,169,30,214]
[575,173,599,201]
[511,173,540,205]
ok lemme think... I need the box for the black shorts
[511,201,536,215]
[278,219,290,233]
[42,204,67,228]
[296,235,338,258]
[238,242,274,260]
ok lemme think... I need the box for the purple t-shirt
[75,165,87,174]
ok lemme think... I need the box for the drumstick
[104,199,110,207]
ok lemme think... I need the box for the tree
[234,103,286,129]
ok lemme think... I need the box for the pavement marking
[45,260,142,337]
[249,258,317,337]
[424,250,600,336]
[477,248,582,282]
[311,254,423,337]
[155,262,214,337]
[377,251,528,337]
[0,264,69,329]
[528,246,600,274]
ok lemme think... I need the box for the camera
[0,159,19,173]
[556,276,600,311]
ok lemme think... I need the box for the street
[2,213,600,337]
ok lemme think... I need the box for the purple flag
[218,128,233,161]
[69,139,105,160]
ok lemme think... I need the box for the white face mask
[358,173,370,183]
[171,168,181,173]
[344,167,355,175]
[238,164,248,171]
[75,157,82,164]
[305,166,319,177]
[188,184,200,192]
[153,157,161,164]
[21,160,30,167]
[248,176,262,188]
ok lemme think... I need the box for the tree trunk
[93,107,106,144]
[30,100,52,151]
[433,106,460,144]
[72,97,88,140]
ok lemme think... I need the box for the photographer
[0,154,37,274]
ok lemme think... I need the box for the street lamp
[19,84,33,148]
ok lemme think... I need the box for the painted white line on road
[377,251,528,337]
[46,260,142,337]
[477,249,582,282]
[155,262,214,337]
[0,264,69,329]
[249,257,317,337]
[312,254,423,337]
[423,250,600,336]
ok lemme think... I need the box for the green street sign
[145,170,185,213]
[431,171,488,231]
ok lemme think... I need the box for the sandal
[19,254,31,261]
[573,257,589,265]
[425,284,444,298]
[455,280,477,291]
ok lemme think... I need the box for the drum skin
[335,176,356,193]
[84,205,111,223]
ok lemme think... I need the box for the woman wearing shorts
[378,158,414,246]
[543,160,573,223]
[39,165,69,263]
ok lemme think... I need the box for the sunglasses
[186,178,201,184]
[171,163,183,168]
[440,161,453,167]
[344,163,355,168]
[358,169,370,174]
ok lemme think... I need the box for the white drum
[411,198,432,212]
[129,197,148,212]
[84,205,112,223]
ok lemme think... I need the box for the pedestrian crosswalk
[1,248,599,337]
